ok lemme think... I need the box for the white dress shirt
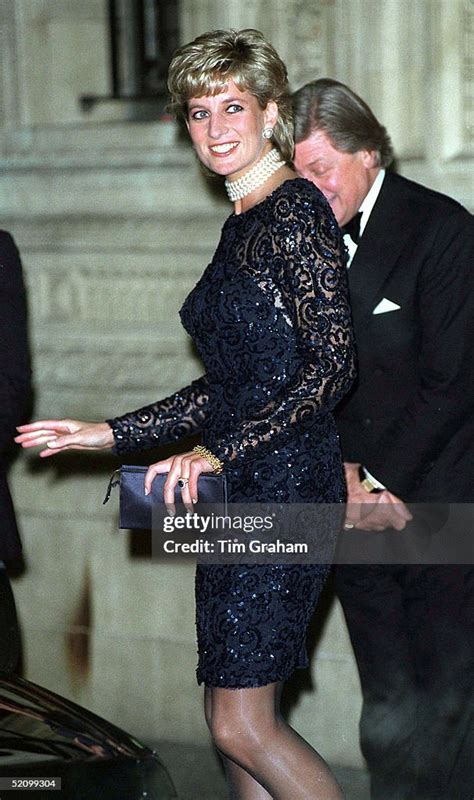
[343,169,387,490]
[344,169,386,267]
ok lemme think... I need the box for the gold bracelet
[193,445,224,475]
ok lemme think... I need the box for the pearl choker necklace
[225,148,286,202]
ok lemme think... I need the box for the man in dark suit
[293,79,474,800]
[0,230,31,672]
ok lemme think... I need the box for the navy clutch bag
[104,465,228,529]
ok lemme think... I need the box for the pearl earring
[262,127,274,140]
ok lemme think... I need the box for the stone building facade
[1,0,472,766]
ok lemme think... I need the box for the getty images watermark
[161,509,308,557]
[153,503,342,564]
[148,502,474,565]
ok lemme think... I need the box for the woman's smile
[187,80,277,180]
[209,141,240,156]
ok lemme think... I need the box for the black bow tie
[342,212,362,244]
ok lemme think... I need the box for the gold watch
[361,476,378,493]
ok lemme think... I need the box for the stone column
[320,0,430,159]
[10,0,108,128]
[437,0,474,161]
[179,0,327,89]
[0,0,24,152]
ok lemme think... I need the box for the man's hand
[344,462,413,531]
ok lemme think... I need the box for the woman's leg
[205,687,272,800]
[205,682,343,800]
[223,758,274,800]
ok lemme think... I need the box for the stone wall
[1,0,472,768]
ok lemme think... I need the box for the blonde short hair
[167,28,294,162]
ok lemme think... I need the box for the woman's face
[186,80,278,180]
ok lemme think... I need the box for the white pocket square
[373,298,401,315]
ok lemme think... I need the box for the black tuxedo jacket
[336,171,474,503]
[0,231,31,560]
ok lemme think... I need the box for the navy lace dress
[108,178,356,688]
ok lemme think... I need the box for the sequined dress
[108,178,356,688]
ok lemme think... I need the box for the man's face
[293,129,379,226]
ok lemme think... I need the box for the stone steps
[5,212,226,255]
[0,119,229,216]
[0,163,228,215]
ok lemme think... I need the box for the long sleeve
[211,193,356,466]
[107,374,210,455]
[0,232,31,453]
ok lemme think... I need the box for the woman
[17,29,355,799]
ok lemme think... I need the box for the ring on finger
[344,523,354,529]
[177,477,189,489]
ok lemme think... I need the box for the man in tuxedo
[0,230,31,672]
[293,79,474,799]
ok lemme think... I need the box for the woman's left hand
[144,451,215,514]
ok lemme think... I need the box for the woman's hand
[15,420,114,458]
[144,451,215,514]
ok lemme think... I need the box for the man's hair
[293,78,394,168]
[167,28,294,162]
